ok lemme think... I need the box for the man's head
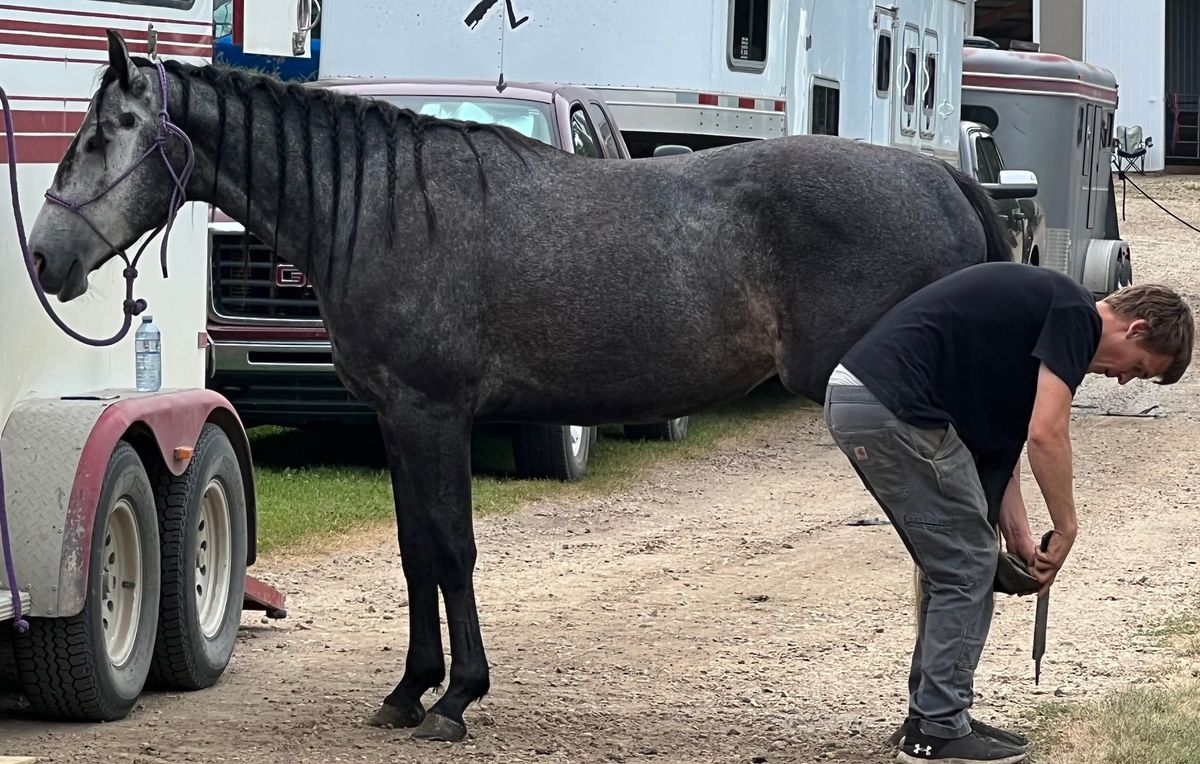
[1091,284,1194,385]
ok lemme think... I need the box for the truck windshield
[381,96,556,146]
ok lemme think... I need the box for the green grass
[1151,601,1200,642]
[1027,685,1200,764]
[248,380,812,554]
[1028,599,1200,763]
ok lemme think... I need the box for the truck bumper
[207,337,375,427]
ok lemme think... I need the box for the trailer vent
[1044,228,1071,275]
[210,233,322,321]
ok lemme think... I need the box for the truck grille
[210,232,321,320]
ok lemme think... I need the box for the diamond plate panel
[1,397,111,616]
[1044,228,1071,275]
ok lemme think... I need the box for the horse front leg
[368,401,489,742]
[364,414,446,729]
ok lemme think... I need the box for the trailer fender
[1,390,256,618]
[1082,239,1131,297]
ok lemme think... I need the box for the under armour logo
[912,743,933,756]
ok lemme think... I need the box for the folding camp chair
[1113,125,1151,175]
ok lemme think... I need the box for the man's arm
[998,462,1037,566]
[1026,363,1078,593]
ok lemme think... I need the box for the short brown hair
[1102,283,1194,384]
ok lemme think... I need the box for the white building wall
[1084,0,1166,170]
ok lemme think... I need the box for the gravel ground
[2,174,1198,764]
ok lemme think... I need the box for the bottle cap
[141,315,153,322]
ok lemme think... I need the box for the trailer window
[729,0,769,72]
[811,80,840,136]
[903,48,918,109]
[1081,103,1094,176]
[103,0,196,7]
[875,32,892,96]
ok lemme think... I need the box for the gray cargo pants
[824,382,998,739]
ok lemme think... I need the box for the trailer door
[240,0,319,57]
[871,6,898,146]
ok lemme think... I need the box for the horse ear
[105,29,146,92]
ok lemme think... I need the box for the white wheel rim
[196,478,233,639]
[568,426,586,460]
[101,498,143,667]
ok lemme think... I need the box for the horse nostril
[32,252,45,278]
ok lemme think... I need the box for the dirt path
[3,176,1199,764]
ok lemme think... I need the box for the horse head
[30,30,188,302]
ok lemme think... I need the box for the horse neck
[172,65,418,284]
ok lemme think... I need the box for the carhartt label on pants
[854,446,869,461]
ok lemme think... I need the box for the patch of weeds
[1023,700,1081,760]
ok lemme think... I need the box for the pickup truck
[205,79,688,482]
[959,120,1047,266]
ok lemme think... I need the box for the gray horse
[29,31,1011,741]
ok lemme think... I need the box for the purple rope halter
[38,60,196,345]
[0,60,194,631]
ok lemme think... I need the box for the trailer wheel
[14,441,160,721]
[148,423,247,691]
[512,424,596,481]
[624,416,690,442]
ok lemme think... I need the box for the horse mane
[103,58,533,279]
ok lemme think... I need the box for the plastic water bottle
[135,316,162,392]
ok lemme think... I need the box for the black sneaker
[888,719,1028,751]
[970,720,1028,749]
[896,730,1026,763]
[887,718,915,748]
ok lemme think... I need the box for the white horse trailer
[0,0,307,723]
[319,0,969,162]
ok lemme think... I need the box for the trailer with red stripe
[0,0,310,723]
[318,0,970,162]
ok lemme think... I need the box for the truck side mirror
[983,169,1038,200]
[653,145,693,158]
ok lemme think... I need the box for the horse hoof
[411,713,467,742]
[365,701,425,729]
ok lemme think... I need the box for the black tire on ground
[13,441,161,722]
[512,425,596,481]
[148,423,248,691]
[624,416,690,442]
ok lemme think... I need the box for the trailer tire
[13,441,160,721]
[148,424,247,691]
[512,425,596,481]
[624,416,690,442]
[0,626,16,691]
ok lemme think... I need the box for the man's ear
[106,29,147,93]
[1127,317,1150,341]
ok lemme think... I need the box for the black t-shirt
[843,262,1101,462]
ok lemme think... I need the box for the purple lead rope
[0,60,194,631]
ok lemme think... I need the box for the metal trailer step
[0,591,32,623]
[243,575,287,619]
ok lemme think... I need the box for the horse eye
[119,112,136,129]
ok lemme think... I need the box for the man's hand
[1011,533,1039,570]
[1032,529,1075,595]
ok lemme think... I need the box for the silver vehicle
[962,39,1131,296]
